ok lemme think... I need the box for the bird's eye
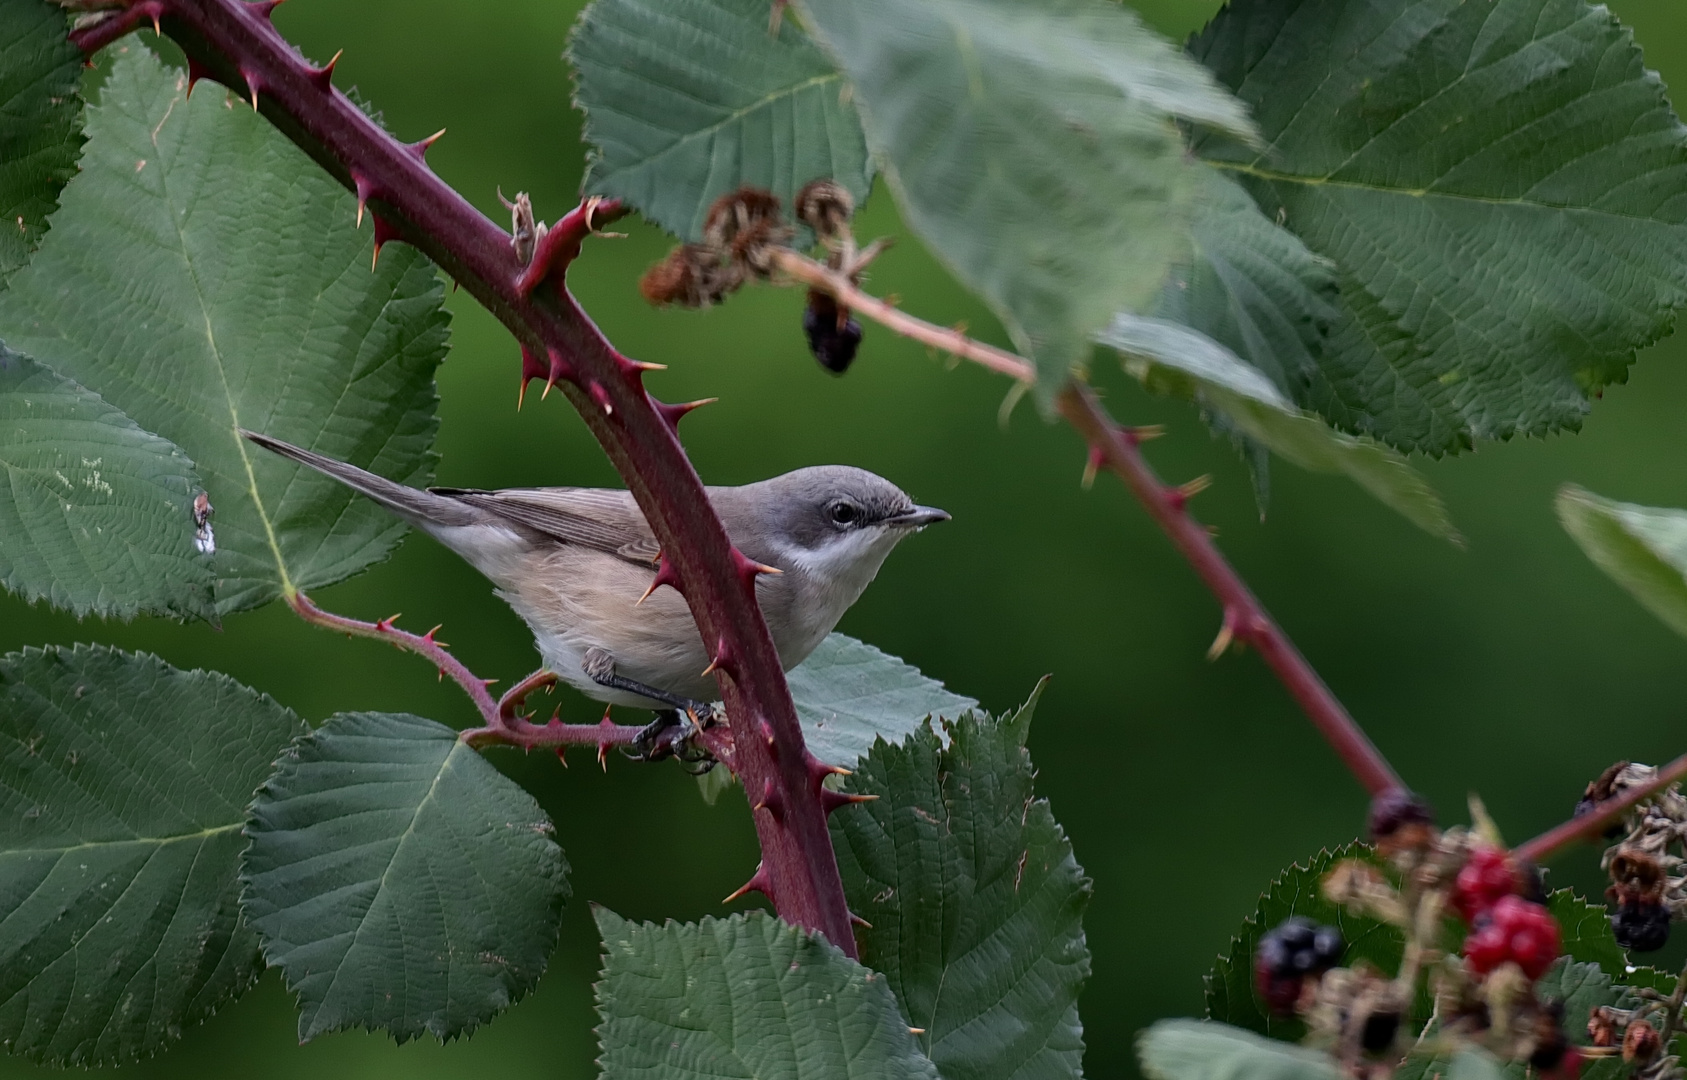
[828,501,861,526]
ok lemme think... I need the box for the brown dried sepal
[640,244,745,308]
[1588,1006,1622,1048]
[1322,859,1407,925]
[703,187,791,278]
[1607,846,1668,906]
[794,179,854,239]
[1624,1018,1661,1064]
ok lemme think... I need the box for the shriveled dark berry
[1611,899,1671,952]
[1361,1010,1401,1053]
[803,293,863,374]
[1254,917,1344,1015]
[1368,789,1434,852]
[1575,762,1633,840]
[1531,1000,1569,1070]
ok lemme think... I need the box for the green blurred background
[5,0,1687,1075]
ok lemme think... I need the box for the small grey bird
[243,431,947,723]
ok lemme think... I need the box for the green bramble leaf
[795,0,1257,407]
[1138,1019,1342,1080]
[0,644,305,1066]
[0,46,448,614]
[0,344,215,619]
[700,633,976,803]
[0,0,84,285]
[1099,316,1456,541]
[1205,844,1400,1040]
[790,632,977,770]
[830,688,1091,1080]
[1151,168,1337,402]
[594,908,939,1080]
[570,0,872,242]
[1557,485,1687,639]
[1190,0,1687,453]
[241,711,568,1043]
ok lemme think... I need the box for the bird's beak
[886,506,951,529]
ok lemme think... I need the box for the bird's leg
[582,648,718,765]
[497,668,559,721]
[581,647,718,727]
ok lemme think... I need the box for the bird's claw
[621,707,718,769]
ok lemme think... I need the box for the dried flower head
[1624,1018,1661,1064]
[639,244,745,308]
[794,179,855,239]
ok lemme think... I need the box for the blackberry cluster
[1462,895,1561,980]
[1254,917,1344,1014]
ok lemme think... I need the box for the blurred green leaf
[1205,844,1401,1039]
[242,711,567,1043]
[0,46,448,614]
[0,0,83,284]
[0,644,304,1066]
[1557,485,1687,638]
[1151,168,1336,398]
[789,632,977,769]
[570,0,872,242]
[1101,316,1456,540]
[1138,1019,1342,1080]
[830,689,1091,1080]
[1190,0,1687,453]
[795,0,1256,406]
[0,344,215,618]
[594,908,939,1080]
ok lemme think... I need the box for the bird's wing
[430,486,661,565]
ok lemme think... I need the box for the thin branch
[1515,751,1687,864]
[779,249,1405,797]
[287,591,669,753]
[100,0,856,953]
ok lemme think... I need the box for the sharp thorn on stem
[408,128,446,161]
[1207,611,1237,661]
[850,912,873,928]
[722,864,770,904]
[1081,445,1105,490]
[307,48,341,91]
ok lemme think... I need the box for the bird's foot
[623,708,719,770]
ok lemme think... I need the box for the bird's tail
[240,430,483,531]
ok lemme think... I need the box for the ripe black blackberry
[1611,899,1671,952]
[1254,917,1344,1014]
[803,291,863,374]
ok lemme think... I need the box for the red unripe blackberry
[1453,846,1521,922]
[1611,899,1671,952]
[1463,896,1561,980]
[1254,917,1344,1014]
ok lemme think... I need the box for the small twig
[1515,751,1687,864]
[286,590,698,756]
[1657,957,1687,1051]
[779,248,1405,797]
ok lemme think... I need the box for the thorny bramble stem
[1516,750,1687,864]
[778,250,1406,798]
[94,0,859,953]
[286,592,663,753]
